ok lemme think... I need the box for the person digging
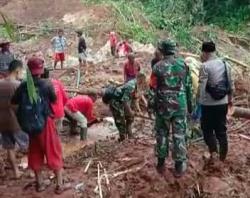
[102,72,148,141]
[64,93,99,141]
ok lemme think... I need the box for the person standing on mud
[151,40,192,177]
[102,72,148,142]
[123,53,141,83]
[199,41,233,163]
[0,60,28,179]
[76,30,87,68]
[41,68,68,133]
[51,29,67,70]
[12,57,70,194]
[109,31,118,56]
[0,39,15,78]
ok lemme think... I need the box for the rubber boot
[156,158,165,174]
[219,144,228,161]
[174,161,187,178]
[118,134,126,142]
[80,128,87,141]
[126,121,133,139]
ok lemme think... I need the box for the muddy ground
[1,1,250,198]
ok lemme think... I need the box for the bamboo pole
[97,164,103,198]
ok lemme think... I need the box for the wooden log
[229,107,250,119]
[224,56,249,69]
[179,52,250,69]
[179,52,199,59]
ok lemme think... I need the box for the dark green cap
[157,39,177,55]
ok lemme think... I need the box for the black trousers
[201,104,228,159]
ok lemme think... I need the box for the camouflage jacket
[109,79,136,112]
[152,57,192,116]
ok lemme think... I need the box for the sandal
[55,183,71,195]
[36,180,51,192]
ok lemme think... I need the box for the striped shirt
[51,36,67,53]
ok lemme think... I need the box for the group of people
[0,38,99,193]
[102,40,233,178]
[0,30,233,194]
[51,29,87,69]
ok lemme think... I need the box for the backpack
[206,61,231,100]
[17,84,50,136]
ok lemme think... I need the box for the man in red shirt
[65,94,98,141]
[123,53,141,82]
[109,32,118,56]
[42,69,68,132]
[12,57,70,194]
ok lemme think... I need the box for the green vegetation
[0,12,17,40]
[82,0,250,50]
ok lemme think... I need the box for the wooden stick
[135,114,154,121]
[97,164,103,198]
[112,162,147,178]
[239,134,250,141]
[84,159,93,173]
[103,168,110,191]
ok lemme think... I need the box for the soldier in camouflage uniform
[102,73,147,141]
[151,40,193,177]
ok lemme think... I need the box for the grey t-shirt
[198,57,233,106]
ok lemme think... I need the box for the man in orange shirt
[123,53,141,83]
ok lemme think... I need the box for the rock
[202,176,230,194]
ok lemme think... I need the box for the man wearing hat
[0,39,14,78]
[11,57,70,194]
[102,72,148,141]
[151,40,193,177]
[199,41,233,163]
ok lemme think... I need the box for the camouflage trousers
[110,101,134,138]
[155,113,187,162]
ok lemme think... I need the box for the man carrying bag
[198,41,233,163]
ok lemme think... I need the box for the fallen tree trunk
[229,107,250,119]
[179,52,249,69]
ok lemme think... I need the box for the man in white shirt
[51,29,67,70]
[199,41,233,163]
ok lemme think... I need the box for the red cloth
[124,60,141,82]
[109,34,118,47]
[51,79,68,118]
[149,73,157,89]
[65,95,96,123]
[54,52,65,62]
[123,41,132,55]
[28,117,63,171]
